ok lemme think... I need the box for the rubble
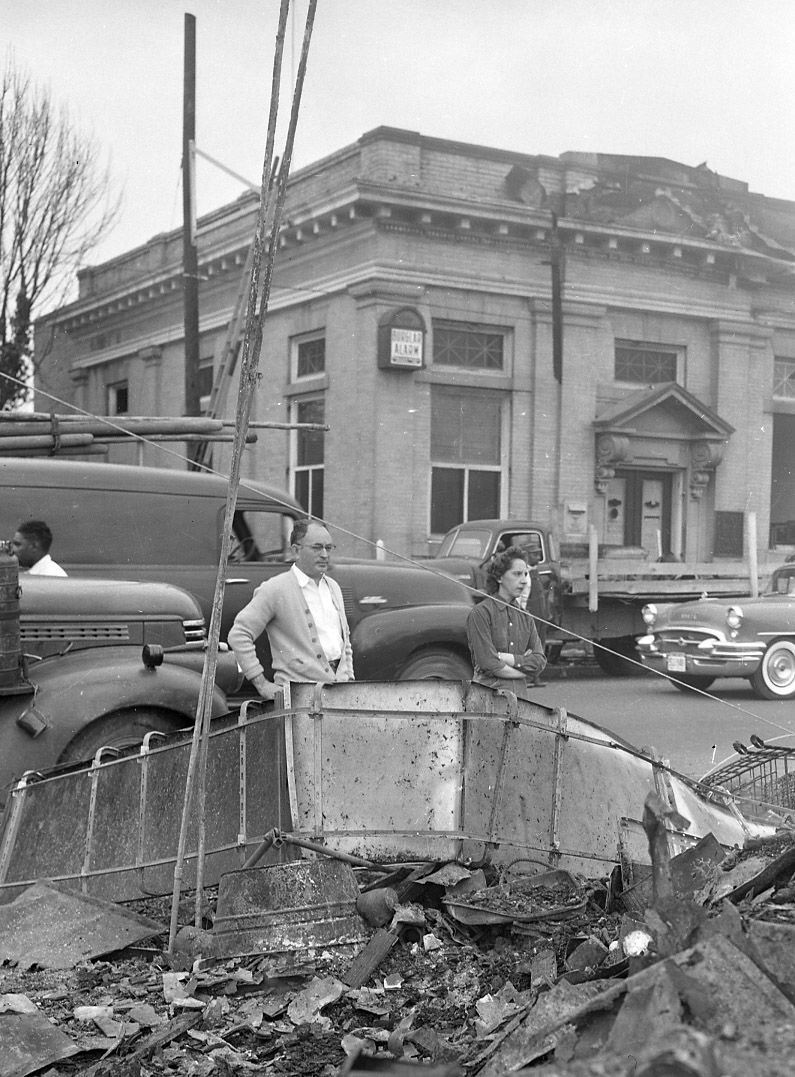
[5,797,795,1075]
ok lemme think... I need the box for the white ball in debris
[622,929,653,957]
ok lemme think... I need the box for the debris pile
[4,803,795,1076]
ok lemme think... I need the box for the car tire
[59,707,188,765]
[593,636,640,677]
[399,649,473,681]
[750,640,795,700]
[668,674,716,693]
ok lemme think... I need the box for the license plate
[666,654,687,673]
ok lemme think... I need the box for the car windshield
[769,570,795,596]
[498,532,544,562]
[438,529,492,559]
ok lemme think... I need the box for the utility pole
[183,13,201,428]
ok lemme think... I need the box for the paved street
[537,664,795,780]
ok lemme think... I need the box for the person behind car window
[228,518,354,700]
[11,520,68,577]
[467,545,546,698]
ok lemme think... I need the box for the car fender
[0,647,229,800]
[352,603,471,680]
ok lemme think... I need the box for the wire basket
[702,742,795,814]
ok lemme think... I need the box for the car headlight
[642,604,658,626]
[726,606,743,630]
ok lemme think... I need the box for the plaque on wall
[714,511,744,558]
[377,307,425,370]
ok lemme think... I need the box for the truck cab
[426,519,563,625]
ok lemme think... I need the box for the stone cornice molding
[709,319,774,350]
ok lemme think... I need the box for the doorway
[604,470,672,559]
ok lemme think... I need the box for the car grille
[183,618,207,643]
[21,622,130,642]
[656,629,718,650]
[338,585,355,621]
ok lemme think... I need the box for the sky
[3,0,795,270]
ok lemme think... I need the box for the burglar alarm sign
[378,308,425,370]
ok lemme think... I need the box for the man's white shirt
[27,554,67,577]
[290,564,343,661]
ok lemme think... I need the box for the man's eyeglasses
[297,543,336,553]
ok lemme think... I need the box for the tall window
[107,381,129,415]
[433,323,504,370]
[614,342,680,384]
[293,334,325,380]
[430,387,502,534]
[292,397,325,517]
[198,361,214,414]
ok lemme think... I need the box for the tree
[0,54,120,409]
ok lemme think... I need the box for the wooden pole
[167,0,312,951]
[183,14,201,432]
[191,0,318,930]
[746,510,759,598]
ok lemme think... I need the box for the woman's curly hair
[485,545,528,594]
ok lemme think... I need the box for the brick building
[35,127,795,560]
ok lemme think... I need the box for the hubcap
[767,647,795,690]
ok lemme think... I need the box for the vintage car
[636,562,795,699]
[0,562,243,807]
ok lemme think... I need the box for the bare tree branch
[0,52,121,408]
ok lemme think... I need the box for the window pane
[297,337,325,377]
[615,345,677,383]
[296,398,325,466]
[197,364,214,397]
[462,398,500,463]
[431,390,501,464]
[774,357,795,399]
[468,470,501,520]
[310,468,324,519]
[294,470,310,513]
[434,326,504,370]
[107,382,129,415]
[431,467,464,534]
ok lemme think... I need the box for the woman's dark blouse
[466,595,546,688]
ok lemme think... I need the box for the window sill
[417,368,513,391]
[284,374,329,397]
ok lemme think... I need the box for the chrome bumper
[637,634,764,678]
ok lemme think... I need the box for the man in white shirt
[11,520,68,577]
[228,519,353,699]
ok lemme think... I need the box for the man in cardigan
[228,519,354,700]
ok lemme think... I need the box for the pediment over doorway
[592,382,734,499]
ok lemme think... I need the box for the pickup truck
[426,518,763,675]
[423,517,563,630]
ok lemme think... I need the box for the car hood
[18,574,204,621]
[652,593,795,630]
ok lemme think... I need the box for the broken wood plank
[342,929,399,989]
[80,1012,202,1076]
